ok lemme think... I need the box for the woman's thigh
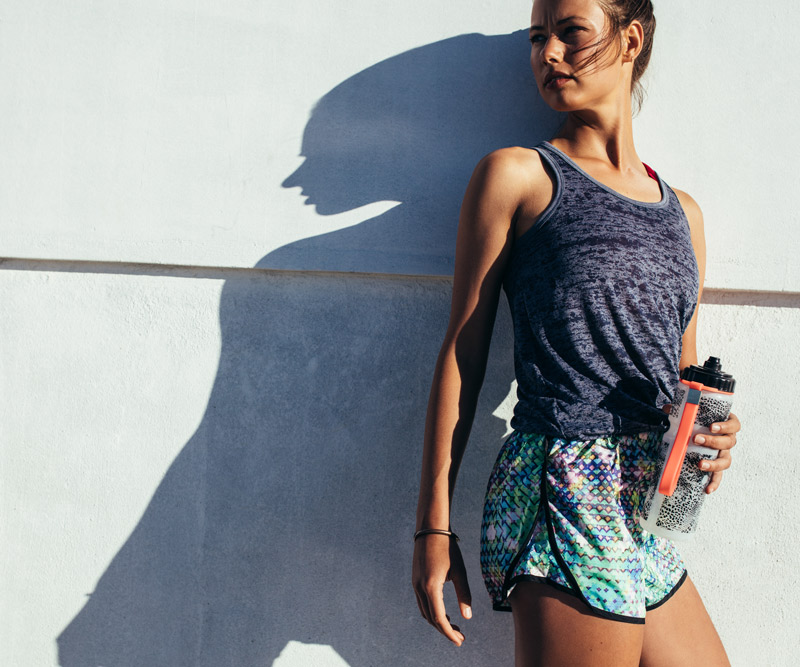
[510,581,645,667]
[640,575,730,667]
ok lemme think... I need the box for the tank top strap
[535,141,671,210]
[537,141,658,180]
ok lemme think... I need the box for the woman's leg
[639,575,730,667]
[510,581,645,667]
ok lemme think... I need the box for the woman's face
[530,0,626,112]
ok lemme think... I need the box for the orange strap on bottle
[658,381,704,496]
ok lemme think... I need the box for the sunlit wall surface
[2,1,797,665]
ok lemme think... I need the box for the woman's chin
[535,87,575,113]
[544,98,578,113]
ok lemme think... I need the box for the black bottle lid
[680,356,736,393]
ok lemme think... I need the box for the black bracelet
[413,528,460,542]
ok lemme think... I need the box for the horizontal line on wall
[700,289,800,308]
[0,256,451,283]
[2,256,799,307]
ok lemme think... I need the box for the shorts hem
[492,574,645,625]
[645,568,688,611]
[492,574,575,612]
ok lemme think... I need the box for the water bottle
[639,357,736,541]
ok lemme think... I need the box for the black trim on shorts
[493,574,577,611]
[645,568,688,611]
[498,436,545,606]
[496,569,688,618]
[540,456,646,625]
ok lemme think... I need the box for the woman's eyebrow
[530,16,585,31]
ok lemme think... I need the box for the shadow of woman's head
[270,30,562,274]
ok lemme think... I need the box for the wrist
[413,528,460,542]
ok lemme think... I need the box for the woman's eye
[561,26,585,39]
[529,26,584,45]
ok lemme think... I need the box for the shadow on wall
[57,31,561,666]
[271,30,560,274]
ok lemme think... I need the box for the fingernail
[700,461,710,470]
[464,606,472,619]
[695,435,706,444]
[711,424,721,432]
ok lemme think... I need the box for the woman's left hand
[693,411,740,494]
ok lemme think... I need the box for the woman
[412,0,741,664]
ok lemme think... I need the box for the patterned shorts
[480,430,686,624]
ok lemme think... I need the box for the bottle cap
[680,356,735,393]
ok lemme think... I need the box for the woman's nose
[542,34,564,63]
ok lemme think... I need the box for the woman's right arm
[412,148,538,646]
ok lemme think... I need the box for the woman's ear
[622,20,644,62]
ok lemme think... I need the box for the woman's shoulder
[477,145,550,175]
[670,187,704,233]
[669,186,706,272]
[468,146,554,203]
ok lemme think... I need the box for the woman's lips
[544,75,574,90]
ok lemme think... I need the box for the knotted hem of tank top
[508,425,668,443]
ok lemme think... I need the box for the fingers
[414,590,428,619]
[692,432,736,450]
[425,583,465,645]
[700,450,731,493]
[692,411,740,451]
[706,469,724,494]
[449,547,473,620]
[722,411,741,433]
[697,448,731,473]
[690,411,739,496]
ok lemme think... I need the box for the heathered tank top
[504,142,700,439]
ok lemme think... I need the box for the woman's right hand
[412,534,472,646]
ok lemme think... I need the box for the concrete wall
[2,1,798,665]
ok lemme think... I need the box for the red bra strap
[642,162,658,182]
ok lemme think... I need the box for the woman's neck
[551,94,640,172]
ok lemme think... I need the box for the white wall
[3,0,798,288]
[2,1,798,665]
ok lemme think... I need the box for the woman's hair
[599,0,656,110]
[571,0,656,112]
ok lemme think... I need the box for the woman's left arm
[674,189,740,494]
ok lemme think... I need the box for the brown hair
[570,0,656,112]
[600,0,656,110]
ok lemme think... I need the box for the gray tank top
[504,142,699,439]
